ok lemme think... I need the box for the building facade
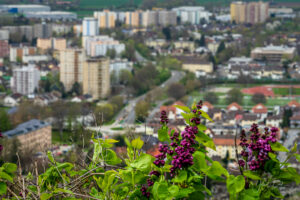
[3,119,51,152]
[83,58,110,100]
[0,40,9,58]
[230,1,269,24]
[37,38,66,51]
[60,49,85,91]
[10,45,36,62]
[251,45,296,62]
[172,6,212,24]
[94,10,116,28]
[82,17,99,37]
[12,64,40,95]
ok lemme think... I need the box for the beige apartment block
[37,38,66,51]
[83,57,110,100]
[60,49,84,91]
[3,119,52,152]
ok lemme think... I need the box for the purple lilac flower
[141,186,150,198]
[160,110,169,124]
[239,124,279,171]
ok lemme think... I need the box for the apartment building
[231,1,269,24]
[84,35,125,57]
[251,45,296,62]
[12,64,40,95]
[94,10,116,28]
[82,17,99,37]
[60,49,84,91]
[10,45,36,62]
[3,119,51,152]
[83,57,110,100]
[37,38,67,51]
[172,6,212,24]
[0,40,9,58]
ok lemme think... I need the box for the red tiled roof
[227,102,243,111]
[252,103,268,114]
[147,145,160,157]
[203,101,214,109]
[242,86,274,97]
[288,100,300,108]
[213,138,240,146]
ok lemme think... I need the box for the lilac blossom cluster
[239,124,278,171]
[160,110,168,124]
[142,101,204,198]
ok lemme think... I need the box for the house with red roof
[251,103,268,120]
[159,101,185,120]
[202,101,214,112]
[288,100,300,108]
[227,102,243,111]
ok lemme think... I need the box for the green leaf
[270,142,288,152]
[173,170,187,183]
[2,163,17,174]
[152,181,169,199]
[47,151,55,164]
[0,182,7,195]
[226,175,245,194]
[158,126,170,142]
[103,149,122,165]
[291,143,297,153]
[130,154,154,173]
[168,185,179,196]
[195,131,216,151]
[239,188,260,200]
[243,170,261,180]
[192,151,208,172]
[41,193,53,200]
[176,187,195,198]
[200,110,214,122]
[207,161,229,178]
[131,137,144,150]
[268,152,279,162]
[0,171,13,182]
[295,154,300,162]
[54,188,74,195]
[173,105,190,113]
[197,124,207,131]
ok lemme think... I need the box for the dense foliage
[0,101,299,199]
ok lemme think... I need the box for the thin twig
[7,186,20,200]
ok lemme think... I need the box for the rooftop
[3,119,50,138]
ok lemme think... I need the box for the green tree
[226,88,243,105]
[135,100,150,122]
[251,93,266,104]
[204,92,219,104]
[196,34,206,47]
[106,48,116,59]
[119,69,133,86]
[281,108,292,128]
[0,109,12,132]
[217,41,225,54]
[70,82,82,96]
[167,83,186,100]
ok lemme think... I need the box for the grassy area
[110,127,124,131]
[52,130,74,144]
[103,120,116,125]
[273,88,300,96]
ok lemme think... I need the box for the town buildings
[0,4,50,14]
[12,64,40,95]
[59,49,85,91]
[2,119,51,152]
[37,38,67,51]
[230,1,269,24]
[82,17,99,37]
[84,35,125,57]
[94,10,116,28]
[251,45,296,62]
[10,45,36,62]
[172,6,212,24]
[25,11,77,21]
[0,40,9,58]
[83,57,110,100]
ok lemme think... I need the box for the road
[278,128,300,162]
[114,70,185,125]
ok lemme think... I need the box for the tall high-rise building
[83,58,110,100]
[158,11,177,26]
[37,38,66,51]
[10,45,36,62]
[59,49,85,91]
[231,1,269,24]
[12,64,40,95]
[94,10,116,28]
[82,17,99,37]
[0,40,9,58]
[172,6,212,24]
[125,11,143,27]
